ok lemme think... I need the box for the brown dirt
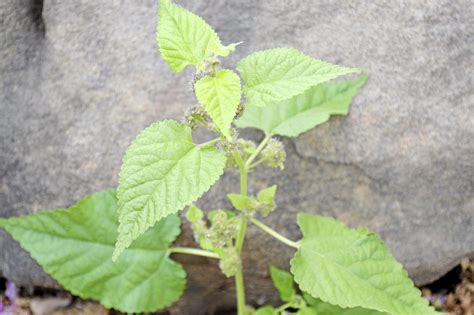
[422,258,474,315]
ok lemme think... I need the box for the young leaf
[237,48,360,108]
[290,213,439,315]
[186,204,204,223]
[257,185,277,204]
[270,266,296,302]
[236,75,368,137]
[212,42,242,57]
[227,193,252,211]
[115,120,226,260]
[0,191,185,313]
[195,69,242,138]
[157,0,235,72]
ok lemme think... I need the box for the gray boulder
[1,0,473,313]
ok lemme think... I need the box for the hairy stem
[250,217,299,249]
[245,134,271,167]
[168,247,220,259]
[233,150,248,315]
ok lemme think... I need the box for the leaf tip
[112,241,126,262]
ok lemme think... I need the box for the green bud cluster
[184,106,208,130]
[185,206,242,277]
[261,138,286,170]
[218,138,239,169]
[218,247,242,277]
[234,103,245,120]
[219,138,257,169]
[237,139,257,156]
[208,210,239,248]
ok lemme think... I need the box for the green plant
[0,1,440,314]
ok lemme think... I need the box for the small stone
[30,297,71,315]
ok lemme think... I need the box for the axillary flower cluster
[0,1,441,314]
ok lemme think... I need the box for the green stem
[233,150,248,254]
[276,302,293,313]
[233,149,248,315]
[235,268,246,315]
[248,157,267,170]
[250,217,299,249]
[168,247,219,259]
[245,134,271,168]
[197,138,220,148]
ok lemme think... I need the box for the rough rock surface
[1,0,473,313]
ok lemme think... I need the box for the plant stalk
[233,150,248,315]
[250,217,299,249]
[235,268,246,315]
[248,157,267,170]
[245,134,271,167]
[168,247,220,259]
[276,302,293,313]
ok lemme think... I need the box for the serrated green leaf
[236,75,367,137]
[186,204,203,223]
[312,302,383,315]
[195,69,242,138]
[303,294,384,315]
[157,0,235,72]
[270,266,296,302]
[115,120,226,260]
[290,213,439,315]
[237,48,360,108]
[257,185,277,204]
[253,305,277,315]
[0,191,185,313]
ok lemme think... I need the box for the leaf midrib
[139,143,196,212]
[162,2,199,64]
[268,97,335,135]
[2,223,169,253]
[119,139,196,210]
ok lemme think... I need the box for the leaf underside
[235,74,368,137]
[290,213,439,315]
[115,120,226,259]
[195,69,242,138]
[237,48,360,108]
[0,191,185,313]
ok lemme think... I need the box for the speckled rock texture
[1,0,473,313]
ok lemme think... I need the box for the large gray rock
[1,0,473,313]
